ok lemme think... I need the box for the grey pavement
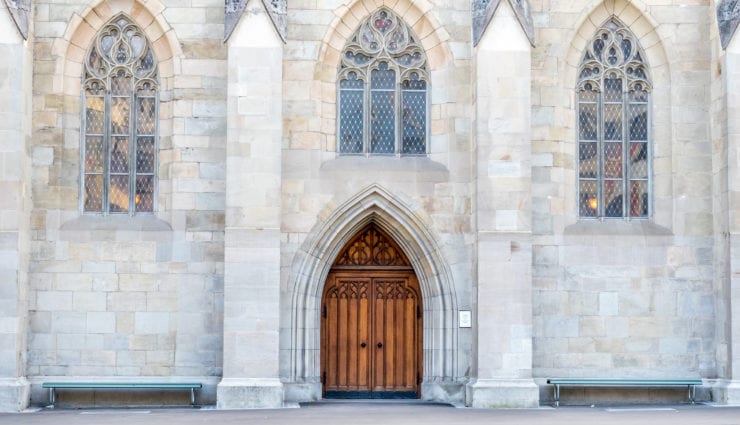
[2,402,740,425]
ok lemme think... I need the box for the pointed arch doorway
[321,223,422,399]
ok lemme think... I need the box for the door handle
[360,342,366,348]
[377,342,383,348]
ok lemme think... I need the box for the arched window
[338,8,428,156]
[577,19,651,218]
[82,15,158,214]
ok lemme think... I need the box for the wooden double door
[321,271,422,398]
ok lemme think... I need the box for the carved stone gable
[4,0,30,39]
[225,0,286,42]
[333,224,411,268]
[472,0,534,47]
[718,0,740,49]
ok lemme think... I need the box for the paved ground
[2,402,740,425]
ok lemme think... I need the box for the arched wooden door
[321,224,422,399]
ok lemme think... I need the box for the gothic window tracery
[577,19,651,218]
[82,15,158,214]
[338,8,429,156]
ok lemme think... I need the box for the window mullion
[597,88,604,219]
[104,86,112,215]
[622,88,629,219]
[395,75,400,156]
[364,78,370,157]
[130,84,137,215]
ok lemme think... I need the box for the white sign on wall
[459,310,472,328]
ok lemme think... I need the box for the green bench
[41,382,202,408]
[546,378,703,407]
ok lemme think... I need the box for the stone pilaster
[467,1,538,408]
[217,0,284,409]
[0,4,31,412]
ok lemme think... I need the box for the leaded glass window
[82,15,158,214]
[338,8,429,155]
[577,19,651,218]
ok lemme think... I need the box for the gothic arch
[561,0,673,228]
[318,0,452,73]
[59,0,180,96]
[285,185,459,398]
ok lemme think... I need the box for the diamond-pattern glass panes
[110,137,129,173]
[603,180,624,217]
[629,180,648,217]
[579,142,597,178]
[84,175,103,212]
[85,136,104,173]
[576,19,651,218]
[401,73,426,154]
[338,7,427,156]
[82,15,158,214]
[339,72,364,154]
[579,180,598,217]
[578,100,597,141]
[603,142,623,178]
[137,97,155,135]
[111,97,130,135]
[135,175,154,212]
[109,175,129,213]
[85,97,104,135]
[370,62,396,154]
[136,137,155,173]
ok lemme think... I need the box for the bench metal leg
[48,388,55,408]
[553,384,560,408]
[191,388,195,407]
[689,385,696,404]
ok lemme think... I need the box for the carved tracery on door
[322,224,422,398]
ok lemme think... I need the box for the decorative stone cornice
[225,0,286,43]
[4,0,30,40]
[473,0,534,47]
[718,0,740,49]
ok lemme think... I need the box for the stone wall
[8,0,736,410]
[531,0,717,403]
[0,2,32,413]
[27,0,225,406]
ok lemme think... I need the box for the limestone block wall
[531,0,717,399]
[27,0,225,405]
[278,0,474,402]
[0,4,33,412]
[468,0,538,408]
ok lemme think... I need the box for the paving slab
[2,402,740,425]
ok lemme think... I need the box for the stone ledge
[59,215,173,241]
[564,220,672,237]
[216,378,284,409]
[320,155,449,178]
[465,378,539,408]
[0,377,30,412]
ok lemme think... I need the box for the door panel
[323,276,371,392]
[322,271,421,398]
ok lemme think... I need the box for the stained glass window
[577,19,651,218]
[338,8,428,155]
[82,15,158,214]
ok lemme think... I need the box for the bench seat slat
[42,382,202,389]
[547,379,702,386]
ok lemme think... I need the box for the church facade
[1,0,740,410]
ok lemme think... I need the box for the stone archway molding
[285,184,462,402]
